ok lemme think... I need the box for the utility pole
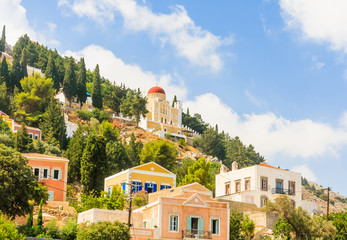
[327,187,331,221]
[127,182,133,227]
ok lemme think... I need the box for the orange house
[22,153,69,202]
[134,182,230,240]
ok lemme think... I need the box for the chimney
[232,161,238,171]
[220,162,229,173]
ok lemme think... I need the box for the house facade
[216,162,302,208]
[22,153,69,202]
[55,91,93,112]
[1,111,42,140]
[78,182,230,240]
[104,162,176,195]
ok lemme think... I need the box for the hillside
[302,181,347,213]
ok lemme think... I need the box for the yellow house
[104,162,176,195]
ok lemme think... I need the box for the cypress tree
[11,56,23,91]
[41,98,67,148]
[63,58,77,102]
[45,54,59,90]
[14,123,33,152]
[20,48,28,78]
[92,64,102,109]
[76,58,87,107]
[0,57,10,88]
[187,107,190,116]
[172,95,177,107]
[37,199,43,227]
[0,25,5,52]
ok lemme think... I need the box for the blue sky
[2,0,347,195]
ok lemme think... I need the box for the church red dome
[148,86,166,95]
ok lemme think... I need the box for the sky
[2,0,347,195]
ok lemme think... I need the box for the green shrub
[62,218,78,240]
[77,110,92,121]
[178,138,187,149]
[45,218,61,239]
[76,221,130,240]
[0,213,25,240]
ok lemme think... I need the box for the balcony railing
[182,229,212,239]
[271,188,295,195]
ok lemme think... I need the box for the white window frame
[210,218,220,235]
[29,133,33,139]
[169,214,179,232]
[161,184,171,190]
[33,167,40,180]
[42,168,50,179]
[52,168,62,180]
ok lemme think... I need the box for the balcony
[182,229,212,239]
[271,188,294,195]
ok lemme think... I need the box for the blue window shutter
[168,185,171,189]
[198,218,204,231]
[145,183,148,192]
[139,182,142,191]
[122,182,126,194]
[160,185,163,190]
[153,184,157,192]
[187,217,191,230]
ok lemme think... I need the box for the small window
[143,221,147,228]
[132,181,142,193]
[161,185,171,190]
[170,120,173,125]
[42,169,49,179]
[161,117,163,123]
[29,133,33,139]
[165,119,167,124]
[245,178,250,191]
[33,168,40,180]
[169,215,178,232]
[288,181,295,196]
[235,181,241,193]
[261,177,268,191]
[178,131,180,134]
[53,169,60,180]
[147,183,154,193]
[225,182,230,195]
[211,219,219,235]
[164,128,167,132]
[48,191,54,201]
[34,135,38,140]
[261,196,268,207]
[107,186,112,196]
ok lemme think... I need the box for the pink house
[134,182,230,240]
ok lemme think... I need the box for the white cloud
[47,22,57,32]
[63,44,187,101]
[0,0,59,46]
[292,165,317,182]
[184,93,347,159]
[280,0,347,53]
[59,0,230,72]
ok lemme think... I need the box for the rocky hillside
[302,181,347,213]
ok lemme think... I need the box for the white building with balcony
[215,162,318,213]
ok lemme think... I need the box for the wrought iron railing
[271,188,295,195]
[182,229,212,239]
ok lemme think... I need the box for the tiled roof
[258,162,286,171]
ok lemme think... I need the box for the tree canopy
[0,144,48,217]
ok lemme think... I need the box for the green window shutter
[187,217,191,230]
[216,219,219,234]
[198,217,204,231]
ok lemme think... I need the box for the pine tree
[37,48,48,72]
[11,56,23,91]
[0,83,10,114]
[20,48,28,78]
[92,64,102,109]
[37,198,43,227]
[126,132,143,166]
[187,107,190,116]
[63,58,77,102]
[14,123,33,152]
[41,98,66,148]
[0,57,10,89]
[76,58,87,107]
[0,25,5,52]
[45,54,59,90]
[172,95,177,107]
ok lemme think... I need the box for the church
[139,86,200,144]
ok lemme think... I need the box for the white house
[215,162,318,213]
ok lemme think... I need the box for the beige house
[215,162,318,214]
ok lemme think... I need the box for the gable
[183,193,209,207]
[134,162,173,175]
[181,182,212,194]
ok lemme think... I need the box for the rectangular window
[225,182,230,195]
[288,181,295,196]
[245,178,250,191]
[107,186,112,196]
[132,181,142,193]
[147,183,154,193]
[211,219,219,235]
[53,169,60,180]
[34,168,40,180]
[143,221,147,229]
[261,177,268,191]
[235,180,241,193]
[276,179,283,194]
[29,133,33,139]
[161,185,171,190]
[169,215,178,232]
[42,169,49,179]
